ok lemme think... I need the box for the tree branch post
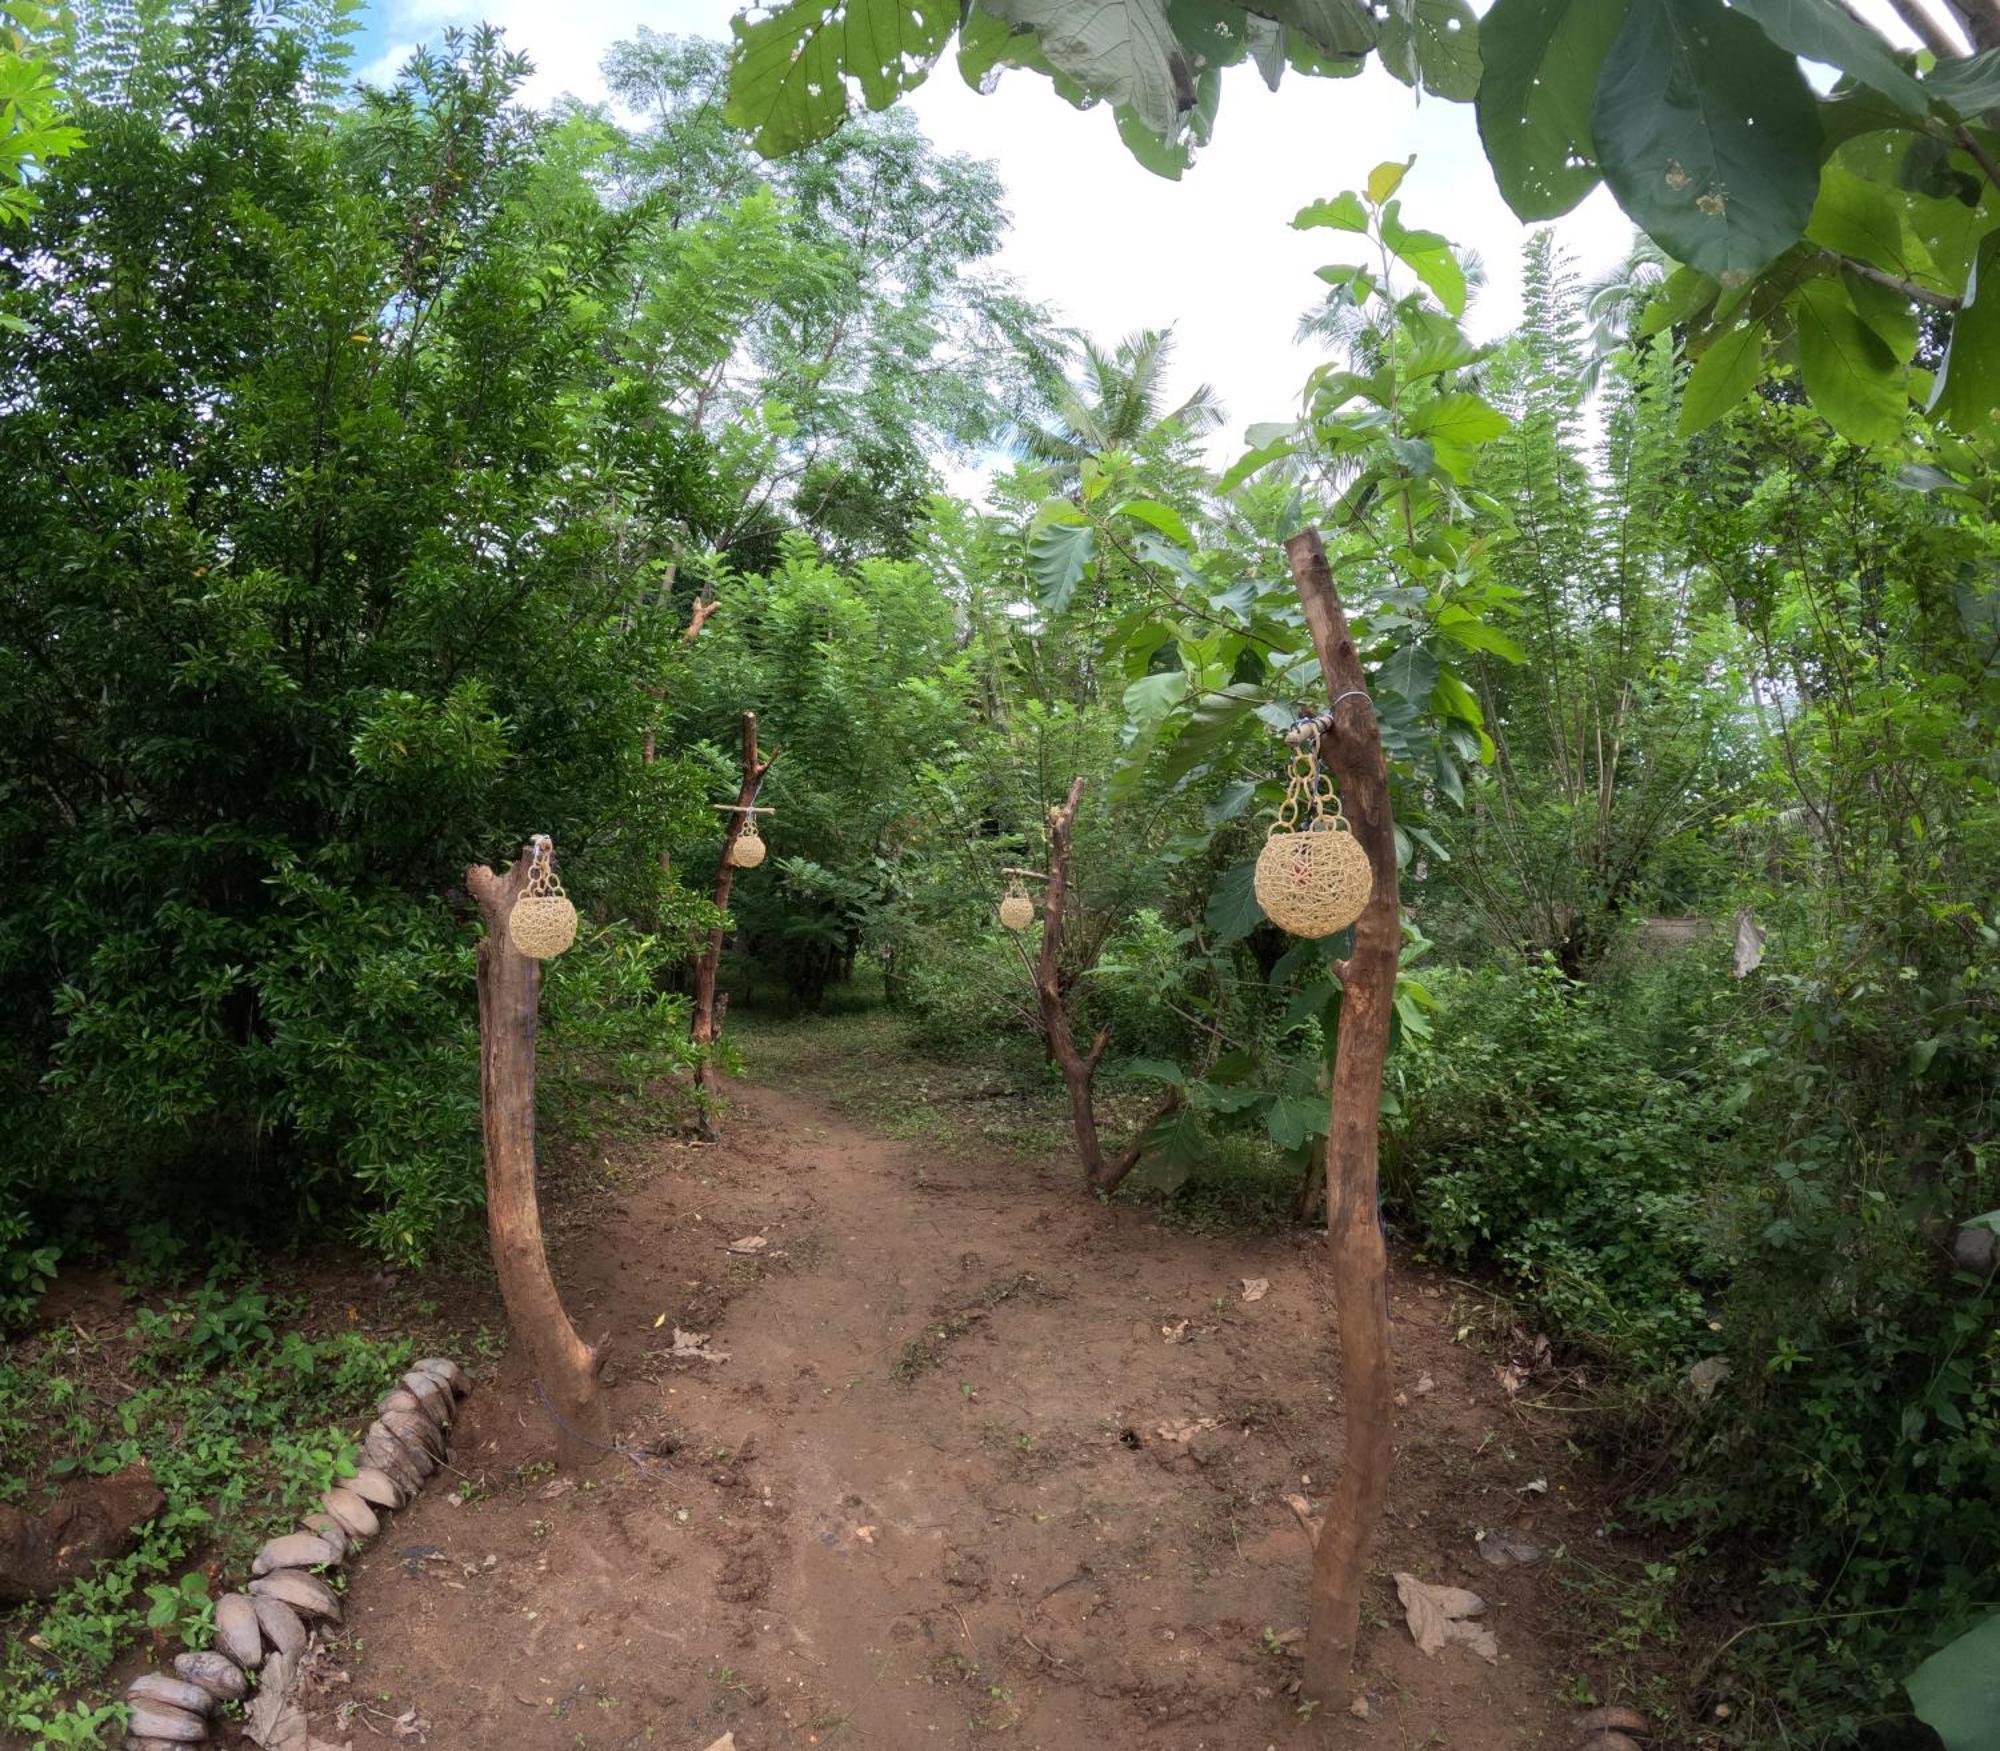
[692,710,775,1137]
[466,840,610,1471]
[1033,778,1179,1192]
[1284,528,1400,1698]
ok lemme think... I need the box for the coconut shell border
[119,1357,472,1747]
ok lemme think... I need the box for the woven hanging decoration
[728,817,767,869]
[998,872,1035,931]
[1254,750,1373,938]
[508,839,578,959]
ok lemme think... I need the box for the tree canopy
[723,0,2000,457]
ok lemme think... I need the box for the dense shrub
[1390,959,1724,1365]
[0,15,708,1268]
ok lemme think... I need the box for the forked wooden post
[466,842,610,1470]
[1284,528,1400,1696]
[691,710,775,1137]
[1034,777,1180,1193]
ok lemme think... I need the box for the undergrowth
[0,1269,476,1746]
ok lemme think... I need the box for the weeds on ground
[0,1272,443,1744]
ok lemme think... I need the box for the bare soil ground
[293,1026,1646,1751]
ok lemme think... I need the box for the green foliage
[722,0,2000,453]
[0,4,83,226]
[0,1272,424,1739]
[1390,961,1717,1361]
[1590,0,1821,283]
[1908,1614,2000,1751]
[0,10,706,1261]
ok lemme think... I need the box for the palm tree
[1014,327,1223,486]
[1580,234,1670,387]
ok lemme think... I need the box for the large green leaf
[1377,640,1441,706]
[1294,190,1369,233]
[1636,263,1719,337]
[1805,164,1934,289]
[1260,0,1376,58]
[1919,47,2000,120]
[1404,391,1507,479]
[1123,667,1190,735]
[1678,317,1766,435]
[1206,858,1264,944]
[727,0,957,157]
[1267,1092,1330,1151]
[983,0,1191,135]
[1380,201,1467,315]
[1907,1614,2000,1751]
[1933,236,2000,437]
[1476,0,1627,221]
[1030,515,1096,613]
[1729,0,1926,117]
[1793,276,1905,446]
[1591,0,1821,283]
[1378,0,1482,101]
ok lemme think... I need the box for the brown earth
[290,1074,1642,1751]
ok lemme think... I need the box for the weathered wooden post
[691,710,776,1137]
[466,837,609,1470]
[1284,528,1400,1696]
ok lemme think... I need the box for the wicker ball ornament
[1255,819,1372,937]
[998,893,1035,931]
[508,840,577,959]
[1253,752,1374,938]
[728,819,767,869]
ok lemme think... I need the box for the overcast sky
[349,1,1929,475]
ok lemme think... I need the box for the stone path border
[121,1358,471,1748]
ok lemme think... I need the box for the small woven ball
[998,894,1035,931]
[1253,822,1373,938]
[509,894,578,959]
[728,831,767,869]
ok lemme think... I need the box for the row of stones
[121,1357,470,1747]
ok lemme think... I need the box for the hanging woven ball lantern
[509,840,578,959]
[729,818,767,869]
[998,869,1035,930]
[1253,752,1373,938]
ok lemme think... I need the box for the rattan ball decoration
[728,818,767,869]
[1253,753,1373,938]
[999,891,1035,931]
[509,842,577,959]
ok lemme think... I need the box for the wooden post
[691,711,774,1137]
[1285,528,1400,1697]
[466,839,610,1471]
[1033,777,1180,1193]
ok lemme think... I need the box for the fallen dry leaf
[1496,1362,1527,1396]
[1415,1373,1436,1396]
[670,1327,729,1362]
[726,1235,768,1256]
[704,1736,737,1751]
[1394,1571,1498,1662]
[1161,1319,1189,1343]
[1283,1493,1322,1548]
[1240,1277,1270,1302]
[1154,1415,1221,1443]
[1475,1527,1545,1567]
[1688,1355,1732,1399]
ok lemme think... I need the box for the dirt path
[320,1077,1602,1750]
